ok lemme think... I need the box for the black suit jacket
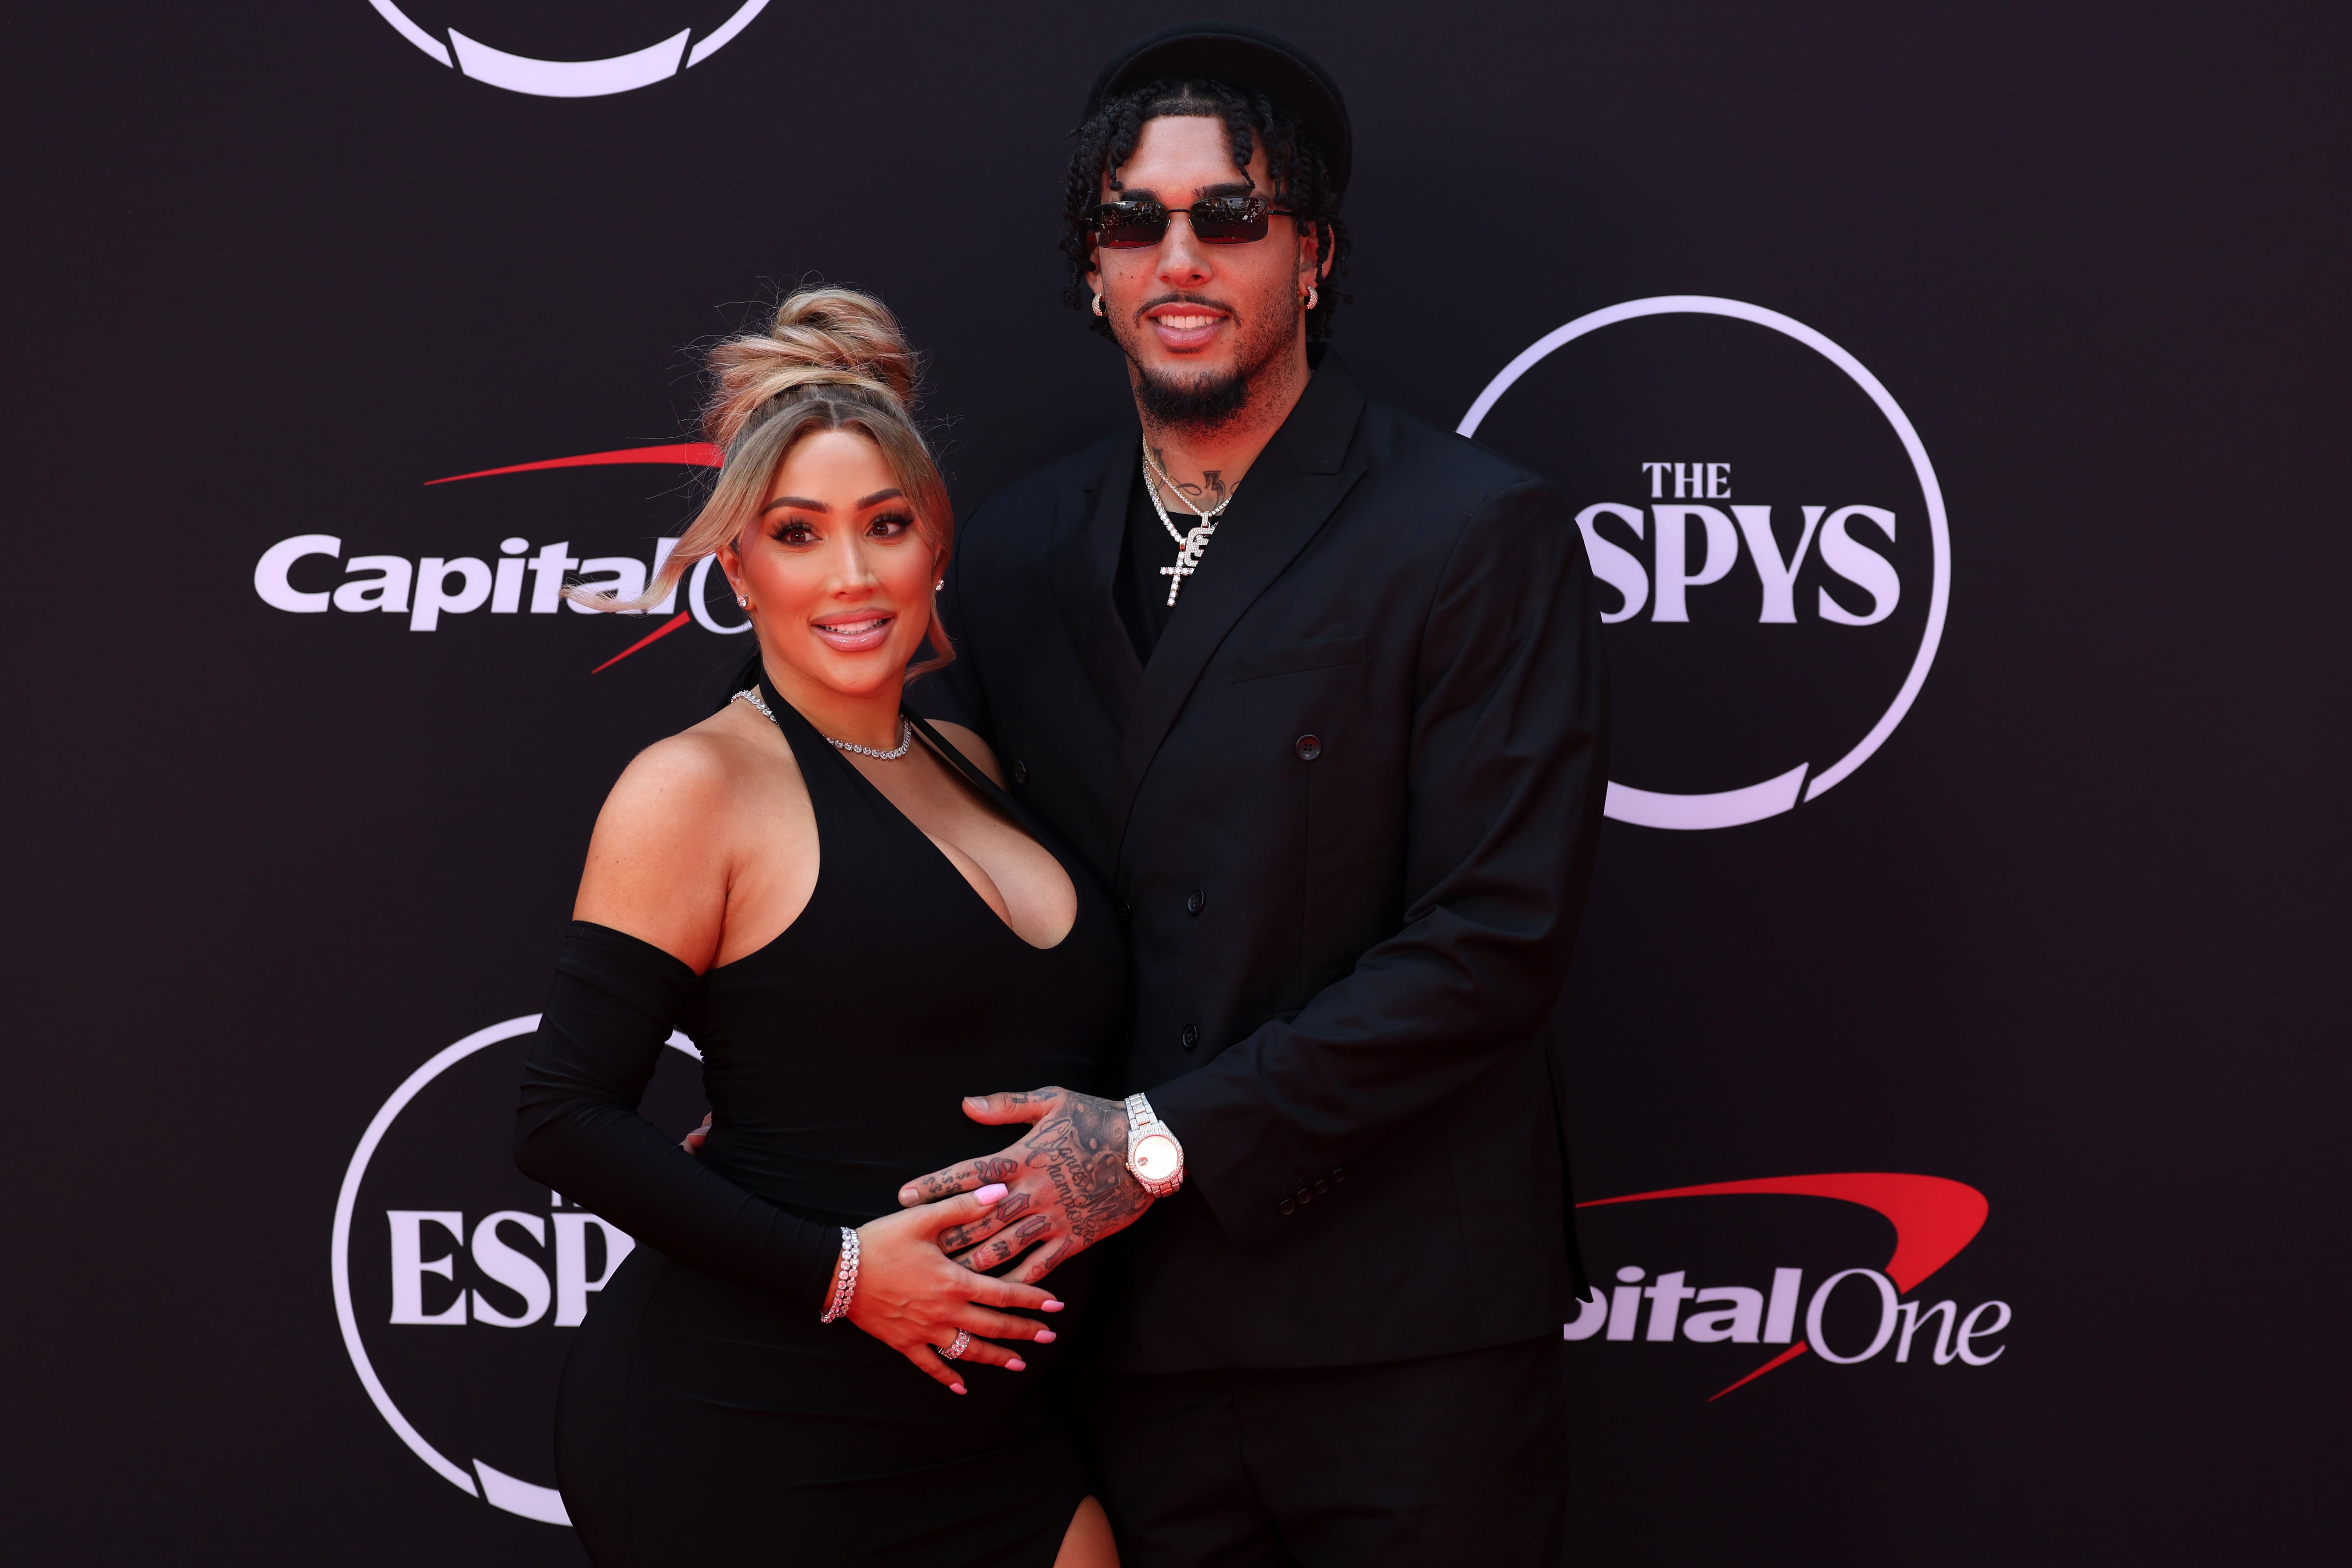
[915,354,1608,1372]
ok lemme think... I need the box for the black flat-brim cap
[1085,20,1351,198]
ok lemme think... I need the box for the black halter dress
[515,677,1127,1566]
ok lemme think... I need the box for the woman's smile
[811,610,897,652]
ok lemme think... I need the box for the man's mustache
[1132,292,1238,319]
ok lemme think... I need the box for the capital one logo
[253,442,741,674]
[1566,1172,2012,1402]
[369,2,769,96]
[330,1015,705,1523]
[1461,298,1952,830]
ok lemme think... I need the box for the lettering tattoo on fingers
[964,1214,1056,1272]
[1023,1238,1075,1279]
[940,1190,1031,1253]
[918,1155,1014,1203]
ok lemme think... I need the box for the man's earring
[935,579,945,591]
[1092,292,1105,317]
[1305,284,1319,311]
[736,594,749,608]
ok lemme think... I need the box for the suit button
[1294,733,1322,761]
[1332,1167,1346,1183]
[1118,901,1132,924]
[1314,1178,1330,1195]
[1186,888,1205,915]
[1181,1024,1200,1050]
[1296,1187,1314,1205]
[1279,1198,1296,1216]
[1012,760,1028,784]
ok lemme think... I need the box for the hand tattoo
[1024,1092,1150,1245]
[900,1087,1156,1279]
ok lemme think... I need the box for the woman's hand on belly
[846,1184,1067,1395]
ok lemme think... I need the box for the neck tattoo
[1141,443,1238,607]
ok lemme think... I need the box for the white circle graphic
[330,1014,700,1523]
[1458,296,1952,830]
[689,554,753,635]
[368,2,769,97]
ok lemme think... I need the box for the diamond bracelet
[820,1226,860,1323]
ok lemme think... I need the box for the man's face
[1087,114,1322,428]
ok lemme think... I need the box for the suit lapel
[1046,434,1143,731]
[1114,355,1371,851]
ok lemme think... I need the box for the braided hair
[1060,76,1348,343]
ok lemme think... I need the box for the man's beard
[1119,299,1299,433]
[1132,363,1252,430]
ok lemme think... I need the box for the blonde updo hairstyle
[578,287,955,673]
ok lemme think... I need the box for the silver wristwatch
[1123,1093,1185,1197]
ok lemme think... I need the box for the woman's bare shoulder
[926,720,1007,788]
[573,703,808,967]
[609,703,799,812]
[583,705,809,884]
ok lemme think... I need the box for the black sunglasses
[1085,196,1301,249]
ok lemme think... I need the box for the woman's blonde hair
[575,286,955,673]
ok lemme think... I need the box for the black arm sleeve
[513,921,842,1307]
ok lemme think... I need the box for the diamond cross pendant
[1159,522,1217,605]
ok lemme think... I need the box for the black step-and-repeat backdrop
[8,4,2344,1563]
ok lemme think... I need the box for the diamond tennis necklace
[732,687,914,760]
[1142,443,1238,607]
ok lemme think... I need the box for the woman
[514,287,1123,1566]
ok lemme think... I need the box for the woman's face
[719,428,938,700]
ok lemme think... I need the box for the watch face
[1132,1132,1180,1181]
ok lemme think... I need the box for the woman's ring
[938,1330,972,1361]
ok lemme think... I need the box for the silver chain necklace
[732,687,915,760]
[1141,443,1238,606]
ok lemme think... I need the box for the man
[902,22,1608,1564]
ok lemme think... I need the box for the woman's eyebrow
[762,495,829,514]
[857,487,905,507]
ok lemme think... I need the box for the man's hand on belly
[897,1087,1152,1284]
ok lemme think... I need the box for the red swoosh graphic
[421,443,723,672]
[424,442,722,485]
[1707,1341,1807,1401]
[1578,1173,1989,1399]
[588,611,694,674]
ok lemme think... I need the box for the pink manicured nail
[1007,1357,1028,1372]
[1032,1329,1057,1344]
[1042,1299,1065,1312]
[951,1382,967,1395]
[976,1183,1008,1204]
